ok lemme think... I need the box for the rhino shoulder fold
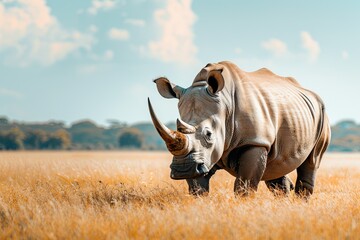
[284,76,301,87]
[252,68,302,87]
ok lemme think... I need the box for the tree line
[0,116,359,151]
[0,128,71,150]
[0,117,163,150]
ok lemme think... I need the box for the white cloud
[87,0,117,15]
[89,25,98,33]
[0,87,23,99]
[0,0,95,66]
[125,18,145,27]
[88,49,115,61]
[342,50,349,60]
[234,48,242,54]
[77,64,98,75]
[108,28,129,40]
[146,0,197,65]
[301,31,320,62]
[104,50,114,60]
[262,38,288,57]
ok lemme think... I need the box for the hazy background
[1,0,359,126]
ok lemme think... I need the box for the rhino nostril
[196,163,209,175]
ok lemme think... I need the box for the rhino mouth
[170,152,209,180]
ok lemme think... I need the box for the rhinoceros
[148,61,330,197]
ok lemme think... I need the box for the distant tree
[0,116,9,125]
[0,127,25,150]
[24,130,48,149]
[106,119,127,129]
[48,120,66,128]
[329,134,360,152]
[335,120,357,129]
[118,128,144,149]
[0,131,5,149]
[69,120,106,148]
[43,129,71,149]
[70,120,99,130]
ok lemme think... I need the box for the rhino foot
[295,180,313,199]
[265,175,294,196]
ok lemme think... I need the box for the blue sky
[0,0,359,126]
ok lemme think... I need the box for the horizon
[1,114,357,128]
[0,114,174,127]
[1,1,360,125]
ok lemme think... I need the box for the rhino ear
[153,77,184,99]
[207,69,225,95]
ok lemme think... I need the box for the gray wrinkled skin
[150,61,331,198]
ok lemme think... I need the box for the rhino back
[220,62,325,178]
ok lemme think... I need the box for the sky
[0,0,359,127]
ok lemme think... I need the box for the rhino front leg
[231,147,267,197]
[186,177,210,196]
[186,165,219,196]
[265,175,294,196]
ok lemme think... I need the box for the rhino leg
[295,109,331,198]
[295,151,322,198]
[186,165,219,196]
[295,118,330,198]
[295,160,317,198]
[265,175,294,196]
[231,146,267,197]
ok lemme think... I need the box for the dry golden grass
[0,151,359,239]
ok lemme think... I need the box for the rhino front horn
[147,98,189,156]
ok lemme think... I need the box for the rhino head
[148,64,231,180]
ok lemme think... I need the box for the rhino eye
[199,128,214,147]
[204,129,213,139]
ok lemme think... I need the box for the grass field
[0,151,359,239]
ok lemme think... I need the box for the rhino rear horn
[177,118,196,134]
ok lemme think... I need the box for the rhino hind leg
[295,160,316,198]
[295,151,323,198]
[295,115,330,198]
[265,175,294,196]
